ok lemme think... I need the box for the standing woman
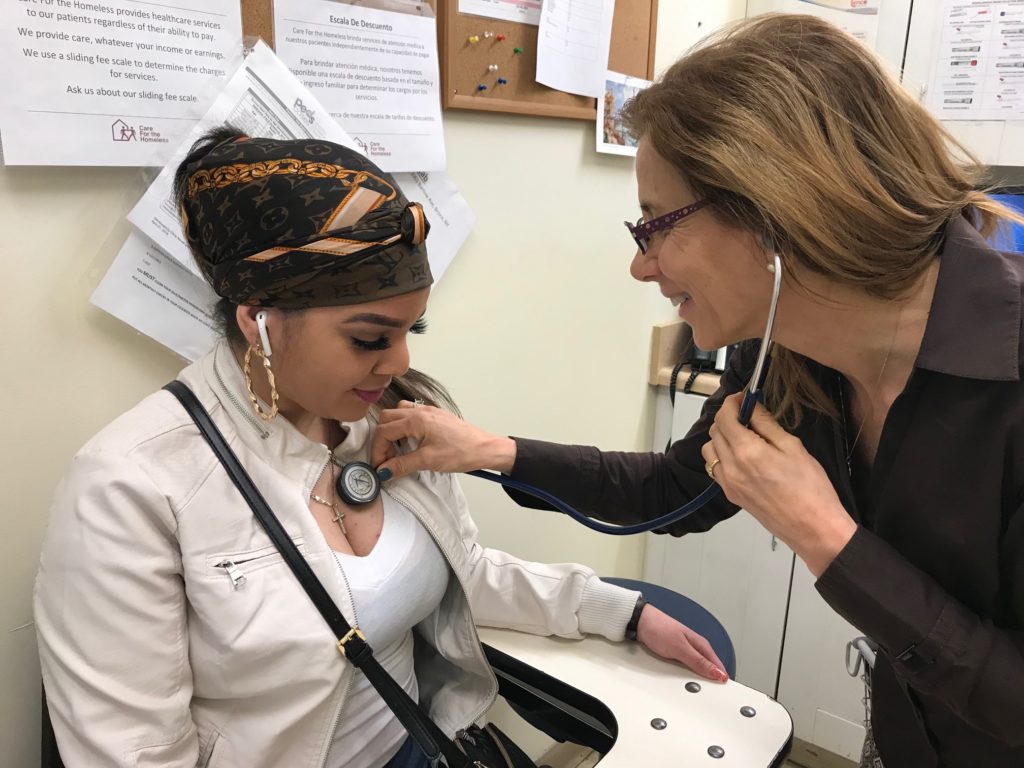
[373,14,1024,767]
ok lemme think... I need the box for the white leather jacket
[34,341,640,768]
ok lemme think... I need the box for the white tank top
[325,493,450,768]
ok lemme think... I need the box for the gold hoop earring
[243,344,280,421]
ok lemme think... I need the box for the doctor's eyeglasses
[625,200,708,253]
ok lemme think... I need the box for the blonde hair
[622,13,1023,426]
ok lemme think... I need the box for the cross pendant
[332,509,347,535]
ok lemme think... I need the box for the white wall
[655,0,746,73]
[0,3,747,763]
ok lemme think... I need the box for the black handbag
[164,381,537,768]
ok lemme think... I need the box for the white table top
[478,627,793,767]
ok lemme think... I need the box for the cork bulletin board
[439,0,657,120]
[241,0,275,47]
[239,0,656,121]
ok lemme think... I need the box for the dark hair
[208,297,252,346]
[176,125,459,414]
[172,126,246,217]
[377,368,461,416]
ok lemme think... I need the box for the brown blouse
[508,217,1024,767]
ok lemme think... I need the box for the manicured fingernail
[377,468,393,482]
[712,667,728,681]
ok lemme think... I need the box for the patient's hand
[636,605,730,683]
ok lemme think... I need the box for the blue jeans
[384,736,432,768]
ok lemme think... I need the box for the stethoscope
[337,254,784,536]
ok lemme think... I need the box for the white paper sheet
[273,0,446,171]
[780,0,881,50]
[596,70,650,156]
[393,171,475,281]
[0,0,243,166]
[91,231,219,361]
[926,0,1024,120]
[458,0,542,26]
[127,40,359,274]
[536,0,616,98]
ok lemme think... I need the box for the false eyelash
[351,318,428,351]
[352,337,391,351]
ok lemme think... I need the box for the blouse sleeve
[433,472,642,641]
[815,517,1024,746]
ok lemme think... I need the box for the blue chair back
[602,577,737,679]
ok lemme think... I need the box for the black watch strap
[624,595,647,641]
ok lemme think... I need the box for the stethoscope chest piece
[335,461,381,505]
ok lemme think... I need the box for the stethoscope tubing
[465,254,784,536]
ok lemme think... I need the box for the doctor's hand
[372,401,517,479]
[702,394,858,579]
[636,605,729,683]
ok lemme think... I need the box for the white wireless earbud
[256,310,272,358]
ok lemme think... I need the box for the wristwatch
[624,595,647,641]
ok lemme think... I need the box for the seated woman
[34,130,727,768]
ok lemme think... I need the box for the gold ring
[705,458,721,480]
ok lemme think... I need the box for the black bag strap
[163,380,473,768]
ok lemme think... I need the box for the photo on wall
[596,70,652,156]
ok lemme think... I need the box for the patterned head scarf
[177,134,432,309]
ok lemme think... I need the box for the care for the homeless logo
[111,119,136,141]
[111,118,168,145]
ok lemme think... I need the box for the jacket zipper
[213,546,303,588]
[315,454,361,768]
[213,359,270,439]
[386,489,499,730]
[214,560,247,589]
[316,550,357,768]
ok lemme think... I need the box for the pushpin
[488,64,499,72]
[497,77,508,85]
[513,46,524,55]
[476,83,488,92]
[483,31,495,39]
[468,35,480,44]
[496,34,507,42]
